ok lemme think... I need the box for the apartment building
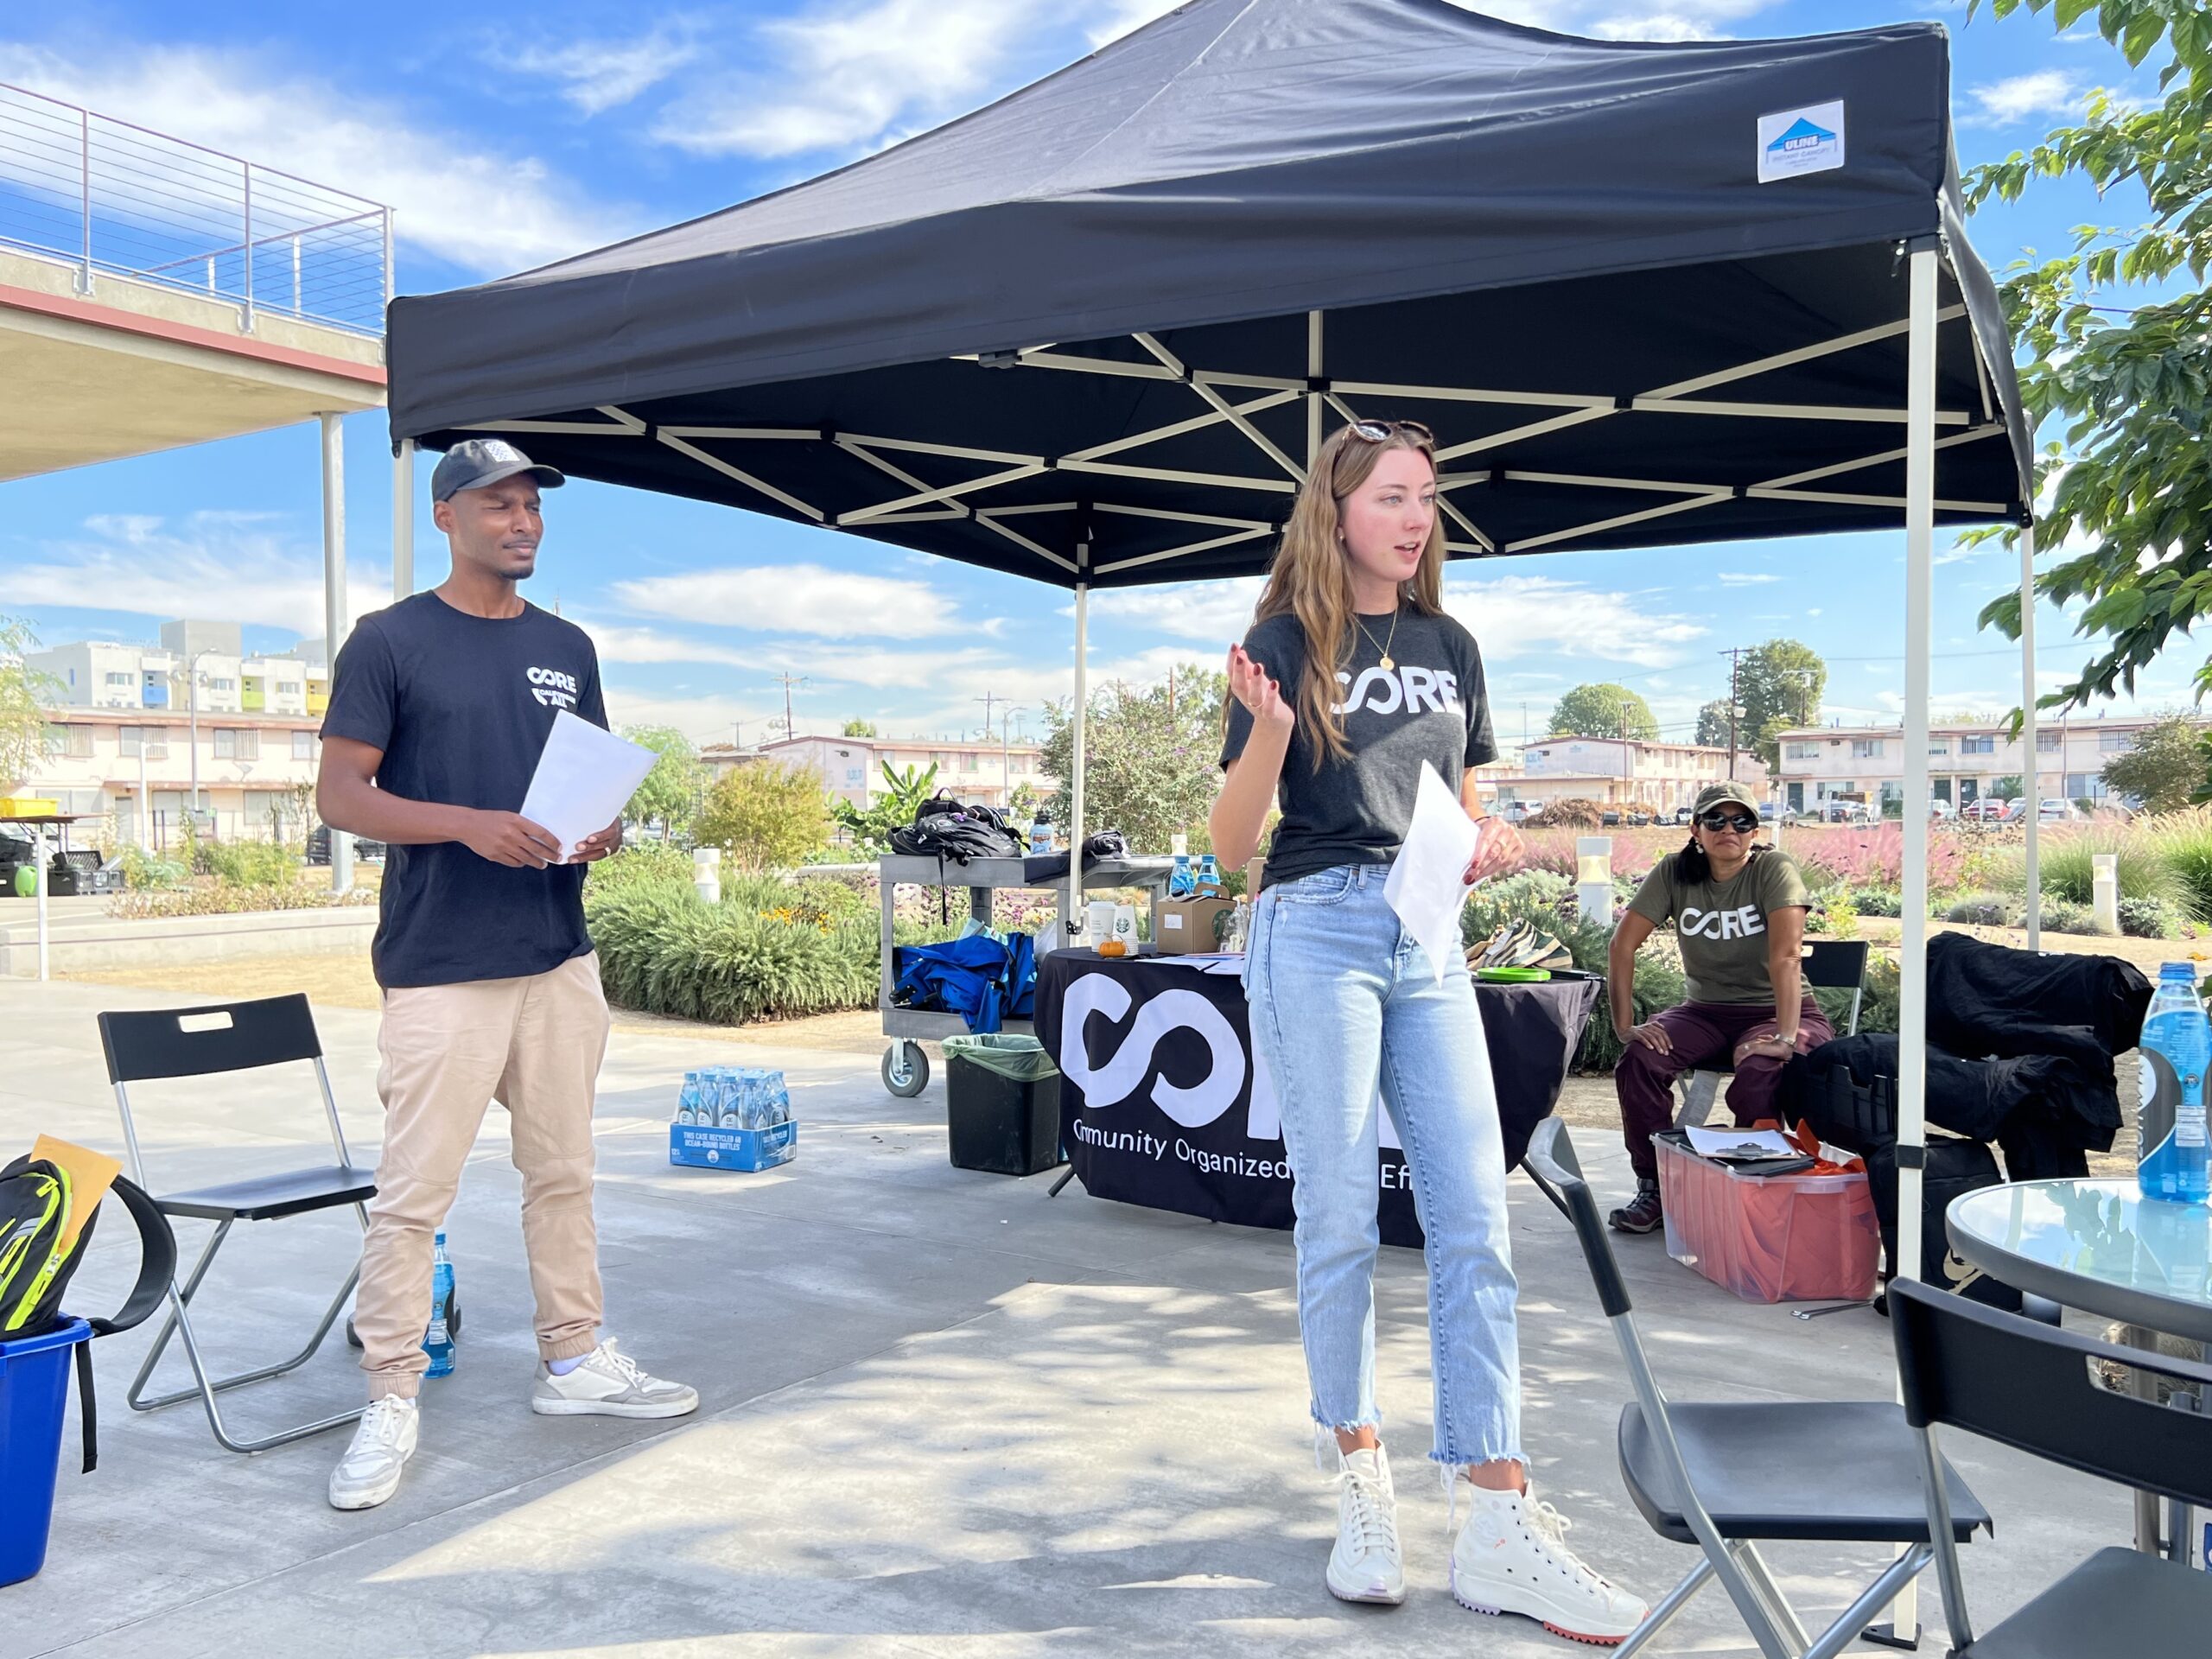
[761,734,1053,811]
[24,708,322,848]
[29,621,315,721]
[1770,715,2198,812]
[1479,735,1771,814]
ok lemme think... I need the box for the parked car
[1928,799,1956,821]
[2037,798,2082,823]
[1823,800,1873,824]
[307,826,387,866]
[1961,799,2009,823]
[1501,800,1538,825]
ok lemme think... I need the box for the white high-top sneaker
[1450,1479,1647,1646]
[1325,1443,1406,1605]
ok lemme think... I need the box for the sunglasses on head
[1347,419,1435,445]
[1698,810,1758,833]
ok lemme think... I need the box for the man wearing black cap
[316,439,696,1512]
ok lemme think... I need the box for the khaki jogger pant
[356,951,612,1401]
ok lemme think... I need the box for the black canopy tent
[385,0,2040,1415]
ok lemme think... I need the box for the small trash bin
[943,1035,1063,1176]
[1,1318,91,1587]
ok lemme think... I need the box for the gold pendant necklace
[1356,607,1400,671]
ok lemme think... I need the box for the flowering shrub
[1790,823,1963,892]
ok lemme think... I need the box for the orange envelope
[29,1135,122,1255]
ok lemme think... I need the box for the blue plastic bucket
[0,1318,90,1587]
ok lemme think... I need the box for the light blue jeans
[1245,862,1523,1467]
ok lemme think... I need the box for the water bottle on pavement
[423,1231,456,1378]
[676,1070,702,1126]
[2139,962,2211,1204]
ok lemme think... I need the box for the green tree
[621,725,707,840]
[842,718,879,737]
[0,617,60,789]
[1548,683,1658,742]
[1967,0,2211,711]
[832,760,941,853]
[1735,639,1826,769]
[1988,774,2026,803]
[2101,713,2204,810]
[1694,698,1736,748]
[694,762,831,871]
[1039,664,1228,854]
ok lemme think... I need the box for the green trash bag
[941,1033,1058,1082]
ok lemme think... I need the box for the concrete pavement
[2,978,2132,1656]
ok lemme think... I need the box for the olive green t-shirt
[1627,849,1810,1006]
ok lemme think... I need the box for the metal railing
[0,81,391,336]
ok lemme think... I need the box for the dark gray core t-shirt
[1219,606,1496,890]
[321,591,608,988]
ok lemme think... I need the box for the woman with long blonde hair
[1211,420,1645,1643]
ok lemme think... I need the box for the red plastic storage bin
[1654,1134,1878,1303]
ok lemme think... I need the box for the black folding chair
[1891,1279,2212,1656]
[1523,1118,1990,1658]
[1676,938,1870,1128]
[98,995,377,1452]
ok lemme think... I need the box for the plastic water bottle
[676,1070,702,1126]
[1029,808,1052,855]
[1198,853,1221,897]
[423,1231,455,1377]
[2139,962,2211,1205]
[1169,850,1195,899]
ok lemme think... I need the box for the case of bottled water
[669,1065,798,1170]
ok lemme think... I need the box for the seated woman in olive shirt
[1604,781,1831,1234]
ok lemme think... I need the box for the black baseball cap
[429,438,565,503]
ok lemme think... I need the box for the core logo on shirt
[1332,664,1463,717]
[526,665,579,710]
[1679,905,1765,942]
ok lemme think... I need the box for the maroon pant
[1615,998,1834,1179]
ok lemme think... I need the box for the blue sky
[0,0,2179,750]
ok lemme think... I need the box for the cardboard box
[669,1119,797,1171]
[1157,896,1235,953]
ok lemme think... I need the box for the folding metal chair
[1523,1117,1990,1659]
[1890,1279,2212,1656]
[98,995,377,1453]
[1676,938,1870,1129]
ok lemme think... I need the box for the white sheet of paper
[518,711,657,861]
[1384,761,1482,983]
[1685,1125,1800,1160]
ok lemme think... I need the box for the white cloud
[1716,572,1778,586]
[600,683,776,746]
[1085,0,1186,46]
[1443,574,1703,669]
[1084,578,1265,643]
[653,0,1040,158]
[10,513,385,639]
[575,621,754,670]
[512,25,702,115]
[1963,70,2086,129]
[609,563,963,639]
[0,43,639,272]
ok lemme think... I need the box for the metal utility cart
[877,851,1174,1096]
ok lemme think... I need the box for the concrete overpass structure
[2,79,404,893]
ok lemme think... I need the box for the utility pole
[770,672,808,743]
[975,690,1001,742]
[1719,645,1750,779]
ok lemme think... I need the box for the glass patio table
[1948,1178,2210,1563]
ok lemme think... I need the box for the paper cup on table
[1112,903,1137,952]
[1086,899,1116,944]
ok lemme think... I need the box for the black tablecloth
[1033,950,1599,1249]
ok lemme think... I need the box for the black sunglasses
[1697,810,1758,833]
[1347,419,1435,445]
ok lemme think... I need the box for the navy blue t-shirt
[320,592,607,988]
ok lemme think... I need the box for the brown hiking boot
[1609,1179,1664,1235]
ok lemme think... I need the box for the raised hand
[1227,644,1294,733]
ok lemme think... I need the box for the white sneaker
[1325,1443,1406,1605]
[530,1339,700,1419]
[1450,1480,1648,1646]
[327,1395,419,1511]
